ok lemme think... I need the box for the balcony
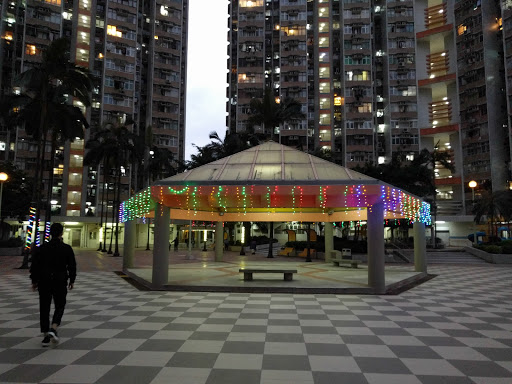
[424,3,447,30]
[427,50,449,77]
[429,98,452,127]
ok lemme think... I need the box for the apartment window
[344,55,370,65]
[319,114,331,125]
[345,71,370,81]
[318,7,329,17]
[319,82,330,93]
[156,136,178,147]
[346,120,372,130]
[160,5,169,16]
[319,37,329,48]
[25,44,38,56]
[348,152,372,162]
[238,73,263,83]
[239,0,263,6]
[319,67,330,78]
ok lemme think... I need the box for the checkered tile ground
[0,264,511,383]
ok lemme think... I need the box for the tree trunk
[98,163,105,251]
[44,131,58,239]
[267,221,274,258]
[113,166,122,257]
[107,169,115,254]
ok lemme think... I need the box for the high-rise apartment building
[227,0,512,244]
[0,0,188,247]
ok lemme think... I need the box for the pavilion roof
[121,142,430,224]
[155,141,378,186]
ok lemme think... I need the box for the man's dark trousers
[38,281,67,333]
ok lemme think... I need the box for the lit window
[2,31,13,41]
[160,5,168,16]
[25,44,37,55]
[107,25,122,37]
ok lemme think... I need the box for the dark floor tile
[221,341,265,354]
[313,372,368,384]
[58,337,107,350]
[167,352,218,368]
[189,332,230,341]
[388,345,442,359]
[306,343,350,356]
[95,365,160,384]
[0,337,29,348]
[474,346,512,361]
[262,355,311,371]
[232,325,268,333]
[136,339,184,352]
[113,330,159,339]
[354,357,411,374]
[341,335,383,345]
[416,337,466,347]
[206,369,260,384]
[74,350,131,365]
[449,360,512,377]
[0,364,63,383]
[0,348,44,363]
[301,326,338,335]
[418,375,479,384]
[266,333,305,343]
[162,323,200,331]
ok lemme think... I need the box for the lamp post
[0,172,8,221]
[469,180,478,245]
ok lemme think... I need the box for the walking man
[30,223,76,347]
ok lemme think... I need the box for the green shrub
[501,243,512,254]
[481,245,502,254]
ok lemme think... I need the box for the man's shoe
[48,329,59,343]
[42,334,51,347]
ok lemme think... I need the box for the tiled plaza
[0,250,511,384]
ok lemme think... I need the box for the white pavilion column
[215,221,224,261]
[324,222,334,262]
[367,202,385,294]
[152,203,170,286]
[123,219,136,270]
[413,221,427,273]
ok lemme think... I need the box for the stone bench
[239,268,298,281]
[332,257,360,269]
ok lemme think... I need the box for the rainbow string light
[24,207,36,251]
[120,187,155,222]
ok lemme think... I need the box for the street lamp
[469,180,477,245]
[0,172,8,221]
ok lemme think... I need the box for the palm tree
[473,190,512,239]
[148,146,177,182]
[85,121,143,256]
[248,88,305,142]
[11,38,93,267]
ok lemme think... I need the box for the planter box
[464,246,512,264]
[0,247,23,256]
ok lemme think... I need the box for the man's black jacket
[30,239,77,285]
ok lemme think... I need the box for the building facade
[0,0,188,247]
[226,0,512,245]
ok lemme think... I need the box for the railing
[427,50,449,77]
[424,2,447,30]
[429,98,452,126]
[436,200,463,215]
